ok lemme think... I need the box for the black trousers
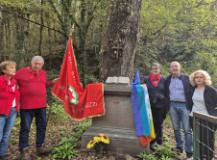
[19,108,46,150]
[151,107,166,145]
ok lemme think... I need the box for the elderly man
[165,61,193,159]
[15,56,55,160]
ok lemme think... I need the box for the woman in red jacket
[0,61,19,159]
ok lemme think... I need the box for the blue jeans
[19,108,46,150]
[0,107,17,156]
[169,102,193,154]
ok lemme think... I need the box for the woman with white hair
[189,69,217,159]
[190,69,217,117]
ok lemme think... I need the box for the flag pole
[47,24,75,126]
[69,24,75,38]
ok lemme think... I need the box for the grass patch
[51,120,91,160]
[138,116,175,160]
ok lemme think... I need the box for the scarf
[149,73,161,87]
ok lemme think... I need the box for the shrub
[138,152,157,160]
[155,144,175,158]
[51,120,91,160]
[51,137,78,160]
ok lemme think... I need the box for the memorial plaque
[81,77,149,155]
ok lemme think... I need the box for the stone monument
[81,77,149,156]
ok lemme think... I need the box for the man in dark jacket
[165,61,193,159]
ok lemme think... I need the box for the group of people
[145,61,217,160]
[1,56,217,160]
[0,56,56,160]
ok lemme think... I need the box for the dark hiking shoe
[150,143,158,151]
[186,152,193,158]
[20,148,32,160]
[171,147,183,154]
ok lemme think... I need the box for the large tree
[100,0,142,80]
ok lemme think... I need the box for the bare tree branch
[47,0,64,24]
[61,0,80,28]
[1,6,67,37]
[86,0,103,30]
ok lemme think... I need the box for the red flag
[52,38,105,121]
[83,83,105,118]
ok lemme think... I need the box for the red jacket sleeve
[0,78,10,98]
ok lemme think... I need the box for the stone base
[81,82,149,156]
[81,126,149,156]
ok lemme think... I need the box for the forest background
[1,1,217,159]
[0,0,217,83]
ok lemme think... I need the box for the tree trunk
[79,0,87,84]
[100,0,142,80]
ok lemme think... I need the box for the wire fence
[193,112,217,160]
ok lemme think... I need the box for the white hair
[152,62,161,68]
[31,56,44,64]
[190,69,212,86]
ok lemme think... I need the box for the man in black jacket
[165,61,193,159]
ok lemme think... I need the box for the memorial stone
[81,77,149,155]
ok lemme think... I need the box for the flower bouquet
[86,133,110,154]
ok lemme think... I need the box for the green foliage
[138,152,157,160]
[136,0,217,85]
[51,136,78,160]
[2,0,217,84]
[47,100,91,160]
[51,120,91,160]
[155,145,175,158]
[160,155,171,160]
[138,132,175,160]
[0,0,50,13]
[47,101,68,121]
[0,0,109,84]
[73,120,91,142]
[138,144,174,160]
